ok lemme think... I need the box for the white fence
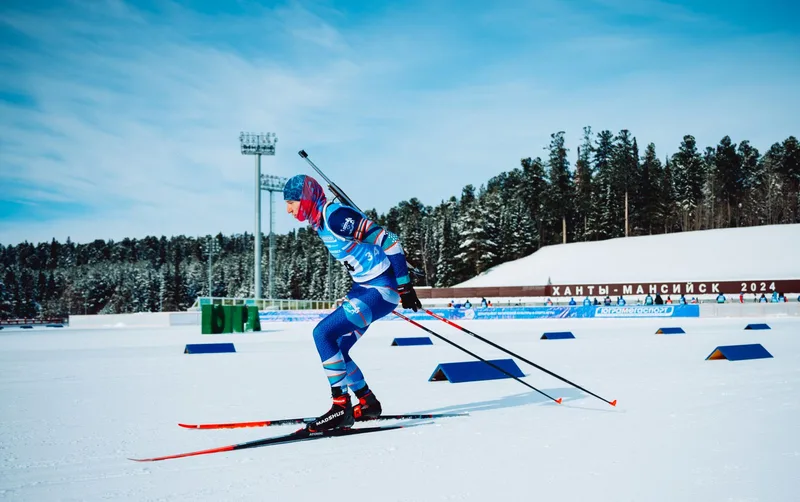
[68,311,200,329]
[190,297,334,311]
[700,302,800,317]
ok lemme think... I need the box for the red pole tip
[555,398,563,404]
[610,400,617,407]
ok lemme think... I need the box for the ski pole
[392,310,562,404]
[422,309,617,407]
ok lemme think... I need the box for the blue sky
[1,0,798,245]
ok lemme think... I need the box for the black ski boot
[353,389,382,421]
[306,393,354,432]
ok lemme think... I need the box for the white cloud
[0,1,798,245]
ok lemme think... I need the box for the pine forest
[1,130,798,319]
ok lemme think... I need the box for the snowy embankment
[457,224,800,287]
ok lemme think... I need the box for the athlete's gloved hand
[398,283,422,312]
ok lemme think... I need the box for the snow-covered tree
[639,143,662,235]
[434,198,459,287]
[574,127,594,241]
[545,131,573,243]
[587,130,617,239]
[671,135,706,231]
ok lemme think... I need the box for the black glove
[398,283,422,312]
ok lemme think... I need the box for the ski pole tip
[610,399,617,407]
[555,398,563,404]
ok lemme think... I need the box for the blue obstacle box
[429,358,524,383]
[392,337,433,346]
[184,342,236,354]
[656,327,685,334]
[706,344,773,361]
[46,323,64,328]
[744,323,770,330]
[20,325,33,329]
[541,331,575,340]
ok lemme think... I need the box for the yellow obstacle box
[201,305,261,334]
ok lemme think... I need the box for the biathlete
[282,174,422,432]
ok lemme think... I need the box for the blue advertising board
[590,305,699,318]
[258,304,699,323]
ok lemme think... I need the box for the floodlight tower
[261,174,288,300]
[239,132,277,299]
[206,236,220,297]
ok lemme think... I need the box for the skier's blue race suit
[313,202,410,394]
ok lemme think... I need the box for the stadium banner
[258,305,700,322]
[591,305,699,318]
[259,311,329,323]
[413,279,800,299]
[547,280,797,297]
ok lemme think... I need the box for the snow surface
[2,318,799,501]
[457,224,800,287]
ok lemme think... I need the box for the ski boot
[306,394,354,432]
[353,389,382,421]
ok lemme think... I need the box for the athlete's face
[286,200,301,219]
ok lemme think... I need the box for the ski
[178,412,467,430]
[130,424,406,462]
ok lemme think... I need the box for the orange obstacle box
[706,344,773,361]
[656,327,685,334]
[429,359,524,383]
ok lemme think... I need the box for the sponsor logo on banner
[595,306,674,317]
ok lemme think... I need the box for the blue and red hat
[283,174,326,229]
